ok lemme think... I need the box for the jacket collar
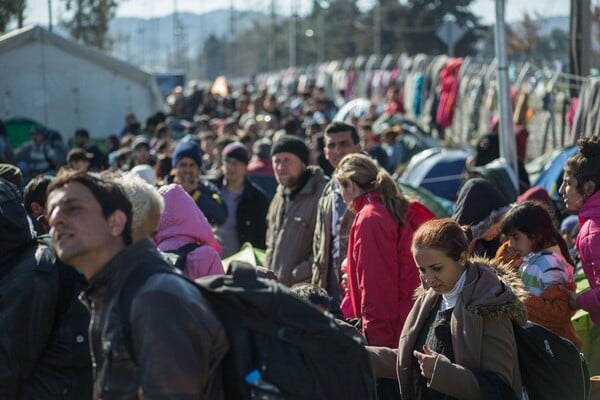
[580,190,600,222]
[85,238,166,300]
[277,166,324,201]
[352,191,381,213]
[416,258,527,323]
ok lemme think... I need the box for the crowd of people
[0,81,599,399]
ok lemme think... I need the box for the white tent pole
[494,0,518,191]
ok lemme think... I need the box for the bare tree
[0,0,26,33]
[61,0,118,50]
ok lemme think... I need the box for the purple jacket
[155,184,224,279]
[576,190,600,325]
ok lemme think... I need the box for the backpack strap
[161,243,201,273]
[118,263,173,363]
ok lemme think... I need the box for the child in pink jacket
[154,184,224,279]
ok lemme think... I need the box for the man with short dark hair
[213,142,269,257]
[47,171,228,399]
[67,148,94,172]
[73,129,107,171]
[311,121,361,306]
[23,174,52,234]
[265,135,327,287]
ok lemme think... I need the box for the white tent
[0,25,164,139]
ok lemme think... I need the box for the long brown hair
[335,153,409,225]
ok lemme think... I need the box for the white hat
[129,164,157,186]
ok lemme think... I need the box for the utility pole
[289,0,297,67]
[569,0,591,98]
[373,0,381,55]
[47,0,53,31]
[172,0,179,70]
[494,0,518,192]
[269,0,275,71]
[317,1,329,64]
[229,0,234,77]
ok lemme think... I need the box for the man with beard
[265,135,327,287]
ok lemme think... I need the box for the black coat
[0,179,92,399]
[213,176,270,250]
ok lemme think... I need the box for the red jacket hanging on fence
[436,58,463,128]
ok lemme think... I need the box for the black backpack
[119,262,377,400]
[513,321,590,400]
[159,243,201,274]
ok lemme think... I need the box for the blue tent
[532,146,577,198]
[399,148,470,201]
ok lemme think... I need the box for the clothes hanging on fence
[436,58,463,128]
[572,77,600,139]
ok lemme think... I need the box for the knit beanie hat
[271,135,309,165]
[560,215,579,234]
[517,186,552,209]
[172,140,202,168]
[222,142,249,164]
[0,163,23,191]
[452,178,510,240]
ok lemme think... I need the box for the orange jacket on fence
[495,241,582,350]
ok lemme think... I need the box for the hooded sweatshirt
[154,184,224,279]
[453,178,510,257]
[576,190,600,326]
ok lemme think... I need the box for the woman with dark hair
[559,136,600,327]
[367,218,526,400]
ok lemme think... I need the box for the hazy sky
[23,0,576,28]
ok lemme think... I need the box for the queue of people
[0,84,599,399]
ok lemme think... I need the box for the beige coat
[265,167,327,287]
[367,259,527,400]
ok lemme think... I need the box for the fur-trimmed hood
[415,256,528,324]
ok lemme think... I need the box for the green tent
[396,181,453,218]
[4,117,46,149]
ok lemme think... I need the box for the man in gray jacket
[47,171,228,399]
[265,135,327,287]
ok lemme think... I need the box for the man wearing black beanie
[265,135,327,287]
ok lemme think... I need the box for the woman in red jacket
[335,153,433,348]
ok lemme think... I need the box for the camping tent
[399,148,470,201]
[0,25,164,141]
[531,146,578,198]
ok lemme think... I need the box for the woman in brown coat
[368,218,527,400]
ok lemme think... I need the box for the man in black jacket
[213,141,270,257]
[46,171,228,399]
[0,178,92,399]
